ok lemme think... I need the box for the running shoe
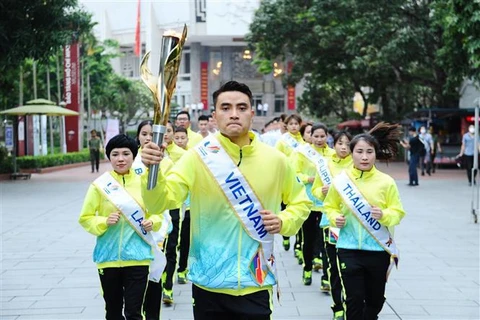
[296,251,304,265]
[320,279,331,292]
[177,270,188,284]
[162,289,174,305]
[333,310,344,320]
[302,270,312,286]
[282,239,290,251]
[313,257,323,271]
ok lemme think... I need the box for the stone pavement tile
[1,289,50,298]
[45,288,97,299]
[31,298,103,308]
[0,300,35,310]
[0,317,18,320]
[423,305,480,319]
[1,307,84,317]
[391,298,479,307]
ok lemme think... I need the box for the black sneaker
[282,239,290,251]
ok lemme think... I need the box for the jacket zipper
[118,175,126,263]
[237,149,243,166]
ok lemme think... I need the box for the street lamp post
[59,101,67,154]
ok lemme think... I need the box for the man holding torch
[141,81,311,319]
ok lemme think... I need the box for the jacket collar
[216,131,257,156]
[349,164,377,180]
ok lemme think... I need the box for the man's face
[198,120,208,134]
[176,114,190,129]
[213,91,254,139]
[174,132,188,149]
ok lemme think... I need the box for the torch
[141,25,187,190]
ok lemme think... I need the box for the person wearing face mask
[418,126,434,176]
[457,125,480,186]
[323,123,405,320]
[400,127,424,186]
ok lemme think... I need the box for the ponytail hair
[349,122,402,160]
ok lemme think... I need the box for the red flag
[134,0,141,56]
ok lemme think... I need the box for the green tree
[0,0,92,69]
[248,0,473,121]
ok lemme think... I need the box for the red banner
[287,61,295,110]
[134,0,141,56]
[64,42,81,152]
[200,62,208,110]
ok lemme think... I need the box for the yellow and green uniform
[294,144,336,210]
[275,132,304,157]
[79,170,162,269]
[166,142,186,163]
[312,154,353,227]
[323,166,405,251]
[142,132,312,296]
[187,127,203,149]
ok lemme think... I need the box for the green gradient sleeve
[78,185,108,236]
[293,151,310,184]
[311,171,326,201]
[378,182,406,227]
[278,161,312,236]
[142,154,192,214]
[323,185,343,227]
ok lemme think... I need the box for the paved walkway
[1,162,478,319]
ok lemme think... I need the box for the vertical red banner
[287,61,295,110]
[200,62,209,110]
[64,42,81,152]
[134,0,141,56]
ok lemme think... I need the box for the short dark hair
[284,114,302,125]
[311,123,329,135]
[174,126,187,134]
[198,115,209,122]
[176,111,190,121]
[136,120,153,145]
[408,127,416,133]
[300,122,313,138]
[212,81,253,109]
[105,134,138,160]
[333,130,353,145]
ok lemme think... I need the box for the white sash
[281,132,300,150]
[132,155,147,176]
[297,144,333,185]
[194,135,276,286]
[94,172,166,282]
[333,171,399,273]
[298,144,339,243]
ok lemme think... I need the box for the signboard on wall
[200,62,209,110]
[287,62,295,110]
[64,42,80,152]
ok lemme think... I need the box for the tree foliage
[248,0,475,121]
[0,0,92,70]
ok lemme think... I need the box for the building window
[275,95,284,113]
[252,95,263,116]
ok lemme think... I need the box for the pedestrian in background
[400,127,423,186]
[457,124,480,186]
[88,129,102,173]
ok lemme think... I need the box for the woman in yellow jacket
[323,123,405,320]
[293,123,336,286]
[312,130,353,320]
[79,134,164,320]
[275,114,305,252]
